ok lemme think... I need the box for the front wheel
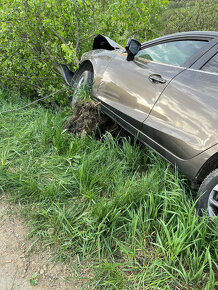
[71,69,93,108]
[196,169,218,216]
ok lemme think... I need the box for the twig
[92,4,96,36]
[51,27,68,46]
[72,0,80,65]
[0,77,39,88]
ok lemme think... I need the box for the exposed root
[63,100,126,138]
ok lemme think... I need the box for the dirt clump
[63,100,126,138]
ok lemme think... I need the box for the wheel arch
[72,60,94,86]
[76,60,94,75]
[59,60,94,86]
[195,152,218,184]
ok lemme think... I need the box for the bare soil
[0,197,92,290]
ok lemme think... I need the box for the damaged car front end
[60,31,218,217]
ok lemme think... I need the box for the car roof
[142,31,218,46]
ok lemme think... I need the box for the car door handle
[149,74,166,84]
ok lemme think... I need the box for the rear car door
[96,37,208,130]
[143,41,218,160]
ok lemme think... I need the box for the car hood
[93,34,124,51]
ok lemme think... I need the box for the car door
[96,38,208,130]
[142,41,218,161]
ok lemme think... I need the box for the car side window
[136,40,207,67]
[201,53,218,74]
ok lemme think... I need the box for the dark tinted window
[201,53,218,74]
[136,40,207,66]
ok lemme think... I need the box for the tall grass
[0,88,217,289]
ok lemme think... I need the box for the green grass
[0,88,217,289]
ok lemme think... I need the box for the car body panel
[143,68,218,160]
[96,52,184,130]
[100,99,218,181]
[80,49,118,95]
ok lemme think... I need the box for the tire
[71,69,93,108]
[196,169,218,216]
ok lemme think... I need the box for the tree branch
[72,0,80,65]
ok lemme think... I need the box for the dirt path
[0,197,90,290]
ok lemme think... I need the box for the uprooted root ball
[63,100,126,137]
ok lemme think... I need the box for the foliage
[162,0,218,34]
[0,0,168,105]
[0,89,217,289]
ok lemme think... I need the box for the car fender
[80,49,121,96]
[60,35,124,86]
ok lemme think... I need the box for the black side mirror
[125,38,141,61]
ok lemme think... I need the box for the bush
[0,0,168,106]
[162,0,218,34]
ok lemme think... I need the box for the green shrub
[162,0,218,34]
[0,0,168,106]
